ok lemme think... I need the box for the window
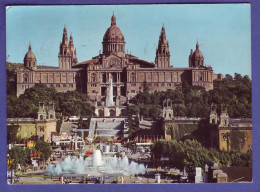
[56,84,60,87]
[102,73,106,83]
[131,90,135,93]
[63,84,66,87]
[91,73,97,82]
[131,72,136,82]
[40,127,44,132]
[23,73,28,83]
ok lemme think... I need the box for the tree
[152,139,252,177]
[57,91,95,117]
[130,73,251,119]
[34,141,52,161]
[7,84,95,118]
[6,66,17,95]
[128,105,140,116]
[7,124,19,144]
[20,84,57,105]
[10,146,31,168]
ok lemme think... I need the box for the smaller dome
[193,49,204,59]
[24,44,36,60]
[193,41,204,59]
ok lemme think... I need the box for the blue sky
[6,4,251,77]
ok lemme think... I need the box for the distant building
[7,102,57,142]
[16,14,220,102]
[209,104,252,153]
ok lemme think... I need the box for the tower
[162,99,173,120]
[189,41,204,67]
[219,104,229,127]
[155,25,170,68]
[47,102,55,120]
[102,13,126,57]
[38,102,47,120]
[58,26,78,69]
[24,43,37,69]
[209,103,218,124]
[69,33,78,65]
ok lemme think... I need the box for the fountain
[45,150,146,176]
[93,150,102,167]
[107,78,114,106]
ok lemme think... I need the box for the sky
[6,4,251,77]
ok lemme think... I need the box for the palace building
[16,14,219,104]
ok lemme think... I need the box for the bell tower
[38,102,47,120]
[47,102,55,120]
[162,99,174,120]
[209,103,218,124]
[155,25,170,68]
[58,26,78,69]
[219,104,229,127]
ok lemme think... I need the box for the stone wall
[7,119,57,143]
[218,128,252,153]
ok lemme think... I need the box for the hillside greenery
[131,73,251,119]
[7,84,95,118]
[152,139,252,177]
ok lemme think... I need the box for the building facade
[7,102,57,143]
[209,104,252,153]
[16,14,218,103]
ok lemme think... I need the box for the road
[60,122,79,135]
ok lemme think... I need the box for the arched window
[102,73,106,82]
[121,109,126,116]
[98,110,104,117]
[109,109,116,116]
[91,73,97,82]
[40,127,44,132]
[199,72,203,81]
[23,73,28,83]
[108,58,120,68]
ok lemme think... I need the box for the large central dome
[102,13,125,57]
